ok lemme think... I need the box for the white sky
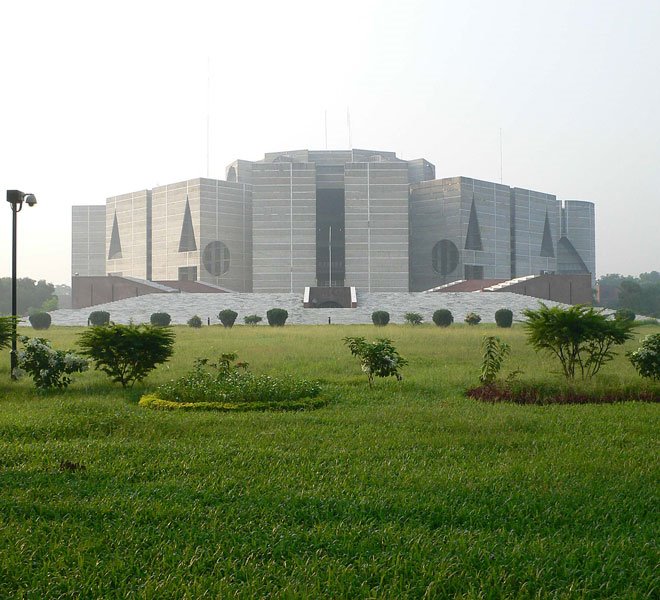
[1,0,658,285]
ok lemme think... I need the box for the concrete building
[71,148,596,295]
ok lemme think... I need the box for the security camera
[24,194,37,207]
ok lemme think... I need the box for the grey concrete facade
[71,205,106,276]
[72,147,596,293]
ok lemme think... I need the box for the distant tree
[0,278,56,316]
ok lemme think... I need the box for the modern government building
[71,148,595,302]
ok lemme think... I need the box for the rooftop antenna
[347,106,352,149]
[324,109,328,150]
[206,57,211,177]
[499,127,503,184]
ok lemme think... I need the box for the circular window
[202,241,230,276]
[432,240,459,275]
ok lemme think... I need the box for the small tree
[404,312,423,325]
[480,336,510,384]
[78,324,175,387]
[523,303,635,380]
[218,309,238,328]
[465,312,482,325]
[343,336,407,387]
[187,315,203,328]
[371,311,390,326]
[432,309,453,327]
[266,308,288,326]
[28,311,52,330]
[150,312,172,326]
[494,308,513,328]
[244,314,263,325]
[628,333,660,380]
[89,311,110,326]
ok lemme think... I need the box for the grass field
[1,323,658,598]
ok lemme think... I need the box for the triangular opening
[540,210,555,257]
[108,212,122,260]
[464,196,483,251]
[178,197,197,252]
[557,237,589,273]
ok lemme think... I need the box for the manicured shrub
[28,312,51,330]
[615,308,636,322]
[480,336,511,384]
[150,312,172,327]
[267,308,288,327]
[432,309,453,327]
[218,309,238,328]
[628,333,660,380]
[465,312,482,325]
[78,323,175,387]
[495,308,513,328]
[16,336,88,389]
[142,353,324,411]
[88,311,110,326]
[371,311,390,326]
[244,314,263,325]
[187,315,202,328]
[343,336,407,387]
[523,303,636,380]
[404,312,424,325]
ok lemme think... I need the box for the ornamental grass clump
[0,315,16,350]
[142,353,324,411]
[16,336,88,389]
[343,336,407,387]
[78,323,175,387]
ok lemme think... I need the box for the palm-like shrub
[78,323,175,387]
[88,311,110,326]
[432,309,453,327]
[523,303,635,380]
[0,315,16,349]
[266,309,288,326]
[150,312,172,326]
[371,311,390,326]
[218,309,238,328]
[495,308,513,328]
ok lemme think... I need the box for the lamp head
[24,194,37,207]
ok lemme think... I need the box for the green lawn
[1,324,658,598]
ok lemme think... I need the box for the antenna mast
[499,128,503,184]
[347,106,352,149]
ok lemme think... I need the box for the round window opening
[202,241,230,276]
[432,240,459,275]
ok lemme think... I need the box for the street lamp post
[6,190,37,379]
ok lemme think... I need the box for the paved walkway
[46,291,564,326]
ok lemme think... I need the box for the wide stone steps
[46,292,564,326]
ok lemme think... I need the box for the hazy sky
[1,0,658,285]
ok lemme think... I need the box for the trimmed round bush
[88,311,110,326]
[218,309,238,328]
[615,308,636,322]
[150,312,172,327]
[495,308,513,328]
[371,311,390,326]
[432,309,454,327]
[187,315,202,328]
[28,312,51,330]
[465,312,482,325]
[266,308,288,326]
[244,314,263,325]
